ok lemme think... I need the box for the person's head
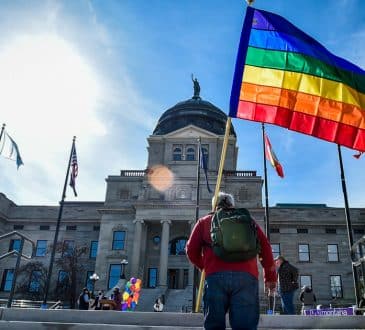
[113,287,119,294]
[302,285,311,293]
[98,291,102,296]
[274,255,286,267]
[212,192,235,210]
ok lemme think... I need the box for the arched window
[173,145,182,161]
[169,237,188,255]
[186,146,195,161]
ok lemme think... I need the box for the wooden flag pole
[194,117,232,312]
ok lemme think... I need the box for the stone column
[159,219,171,287]
[131,219,144,277]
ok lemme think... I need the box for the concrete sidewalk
[0,308,364,329]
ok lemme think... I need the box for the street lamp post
[89,273,99,298]
[120,259,128,279]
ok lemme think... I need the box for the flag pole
[192,137,202,312]
[195,117,232,312]
[337,144,359,305]
[262,123,270,240]
[0,123,5,142]
[42,136,76,308]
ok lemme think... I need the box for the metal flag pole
[337,144,359,305]
[261,123,270,240]
[192,137,202,312]
[195,117,232,312]
[42,136,76,308]
[0,123,5,142]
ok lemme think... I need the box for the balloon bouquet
[121,277,142,311]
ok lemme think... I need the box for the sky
[0,0,365,208]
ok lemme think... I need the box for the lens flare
[147,165,174,192]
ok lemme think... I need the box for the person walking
[275,255,299,314]
[91,290,104,310]
[299,286,316,315]
[78,287,90,310]
[186,192,277,330]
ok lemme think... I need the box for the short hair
[274,255,286,262]
[212,192,235,209]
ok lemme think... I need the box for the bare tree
[53,241,88,309]
[15,261,48,301]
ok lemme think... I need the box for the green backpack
[210,208,261,262]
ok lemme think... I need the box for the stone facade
[0,94,364,310]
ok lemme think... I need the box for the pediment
[164,125,218,138]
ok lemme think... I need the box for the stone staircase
[136,287,167,312]
[164,286,194,313]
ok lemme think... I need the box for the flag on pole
[264,134,284,178]
[200,145,212,193]
[69,143,78,197]
[0,130,24,169]
[229,6,365,152]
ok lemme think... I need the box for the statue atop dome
[191,74,201,99]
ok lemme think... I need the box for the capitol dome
[152,94,236,137]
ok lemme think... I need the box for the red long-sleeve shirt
[186,213,277,284]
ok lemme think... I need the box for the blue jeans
[203,271,259,330]
[280,290,296,314]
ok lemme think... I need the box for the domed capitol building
[0,83,364,311]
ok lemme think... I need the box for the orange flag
[264,134,284,178]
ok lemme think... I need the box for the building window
[119,189,129,199]
[57,270,69,288]
[40,225,50,230]
[330,275,343,298]
[169,237,187,255]
[238,187,248,201]
[327,244,339,262]
[1,269,14,291]
[93,226,100,231]
[173,145,182,161]
[325,228,337,234]
[112,231,126,250]
[354,229,365,235]
[35,240,47,257]
[90,241,98,259]
[300,275,312,289]
[86,271,94,292]
[186,146,196,161]
[271,244,281,259]
[13,225,24,230]
[270,227,280,233]
[9,239,21,252]
[62,240,75,257]
[29,270,42,292]
[152,236,161,246]
[297,228,308,234]
[148,268,157,288]
[298,244,310,262]
[108,264,122,289]
[66,225,77,231]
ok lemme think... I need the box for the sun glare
[0,34,104,153]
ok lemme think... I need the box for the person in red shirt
[186,192,276,330]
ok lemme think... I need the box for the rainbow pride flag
[229,7,365,152]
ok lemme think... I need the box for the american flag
[69,143,78,197]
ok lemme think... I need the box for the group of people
[78,287,122,310]
[186,191,312,330]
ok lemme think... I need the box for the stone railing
[120,170,146,177]
[223,170,257,177]
[120,169,257,177]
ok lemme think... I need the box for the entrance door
[168,269,178,289]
